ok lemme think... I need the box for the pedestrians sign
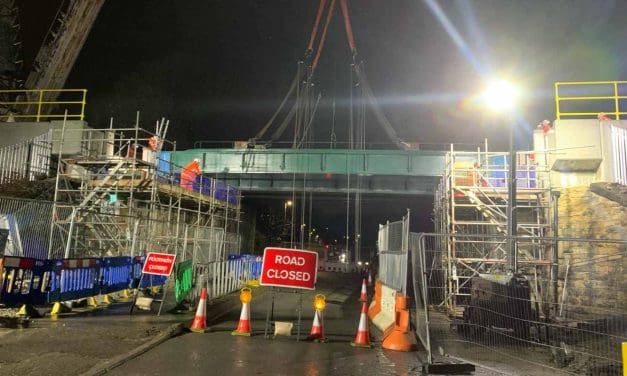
[142,252,176,276]
[260,247,318,290]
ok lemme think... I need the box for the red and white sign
[142,252,176,276]
[260,247,318,290]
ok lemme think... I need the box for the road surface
[110,272,425,375]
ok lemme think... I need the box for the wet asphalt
[108,272,425,376]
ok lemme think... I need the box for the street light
[480,79,520,273]
[284,200,293,245]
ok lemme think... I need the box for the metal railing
[413,233,627,375]
[555,81,627,120]
[0,131,52,185]
[192,139,485,151]
[0,89,87,121]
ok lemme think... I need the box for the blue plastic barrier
[251,258,263,279]
[0,256,51,307]
[100,256,133,294]
[48,258,101,302]
[0,255,172,306]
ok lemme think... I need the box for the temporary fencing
[193,256,263,301]
[377,212,410,295]
[0,131,52,185]
[370,211,420,353]
[100,256,133,294]
[412,233,627,375]
[175,259,193,303]
[44,201,236,262]
[0,256,51,306]
[0,196,68,259]
[49,258,101,302]
[0,255,169,307]
[610,124,627,185]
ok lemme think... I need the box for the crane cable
[338,0,357,55]
[312,0,337,72]
[307,0,328,54]
[253,72,299,142]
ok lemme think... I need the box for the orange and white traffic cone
[359,278,368,302]
[190,288,207,333]
[308,309,326,342]
[351,301,372,348]
[232,289,252,336]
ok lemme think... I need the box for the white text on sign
[266,269,312,281]
[275,255,306,266]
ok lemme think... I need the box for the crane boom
[24,0,103,97]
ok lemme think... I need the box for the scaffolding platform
[48,123,241,262]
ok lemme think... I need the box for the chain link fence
[413,233,626,375]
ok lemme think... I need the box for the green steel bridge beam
[166,148,446,194]
[169,148,447,177]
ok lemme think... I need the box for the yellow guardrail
[0,89,87,121]
[554,81,627,120]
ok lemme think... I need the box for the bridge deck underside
[219,173,441,194]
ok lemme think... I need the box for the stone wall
[557,185,626,316]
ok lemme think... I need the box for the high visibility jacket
[180,160,201,190]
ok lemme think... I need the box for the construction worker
[148,136,159,151]
[537,119,552,134]
[180,158,201,191]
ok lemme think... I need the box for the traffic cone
[359,278,368,302]
[190,288,207,333]
[367,272,373,286]
[232,301,251,336]
[351,301,372,348]
[308,310,326,342]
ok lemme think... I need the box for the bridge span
[167,148,447,195]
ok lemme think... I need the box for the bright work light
[481,79,520,113]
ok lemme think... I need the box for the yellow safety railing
[0,89,87,122]
[554,81,627,120]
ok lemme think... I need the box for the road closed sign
[260,247,318,290]
[142,252,176,276]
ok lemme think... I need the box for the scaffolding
[433,142,555,315]
[48,118,241,262]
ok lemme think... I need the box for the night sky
[17,0,627,247]
[60,0,627,150]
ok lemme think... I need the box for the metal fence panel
[0,197,62,259]
[377,213,410,294]
[193,258,262,302]
[413,232,627,375]
[0,131,52,184]
[611,125,627,184]
[410,232,432,363]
